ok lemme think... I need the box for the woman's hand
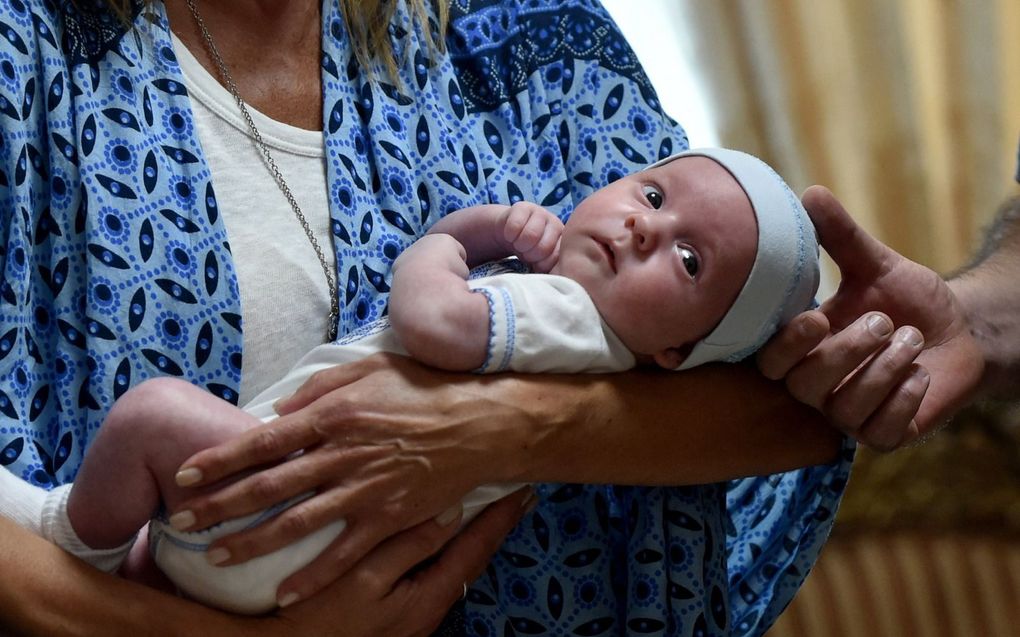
[172,354,533,605]
[266,488,533,635]
[756,186,984,450]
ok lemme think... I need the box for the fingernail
[898,327,923,347]
[206,547,231,566]
[435,504,462,527]
[866,314,892,337]
[169,510,196,531]
[278,592,300,608]
[175,467,202,487]
[272,392,296,414]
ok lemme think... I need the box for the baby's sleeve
[467,273,635,374]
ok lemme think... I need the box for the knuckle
[305,369,329,392]
[250,472,283,501]
[876,346,910,375]
[408,525,446,557]
[251,428,282,457]
[352,568,387,596]
[277,507,314,537]
[230,532,263,557]
[888,381,923,413]
[828,336,861,363]
[516,227,542,248]
[193,499,224,523]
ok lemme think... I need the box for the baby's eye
[678,246,699,278]
[642,185,663,209]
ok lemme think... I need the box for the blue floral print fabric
[0,0,853,635]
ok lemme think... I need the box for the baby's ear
[652,345,691,370]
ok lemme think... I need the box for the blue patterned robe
[0,1,852,634]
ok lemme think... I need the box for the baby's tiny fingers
[511,213,550,254]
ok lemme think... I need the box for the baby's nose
[625,213,657,251]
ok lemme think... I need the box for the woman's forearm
[489,362,842,486]
[0,517,259,637]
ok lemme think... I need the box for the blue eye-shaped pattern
[2,2,849,635]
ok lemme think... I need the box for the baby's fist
[499,202,563,273]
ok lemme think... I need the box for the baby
[0,148,819,613]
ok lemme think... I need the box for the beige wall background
[606,0,1020,277]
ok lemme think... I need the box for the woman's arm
[168,352,841,604]
[0,488,530,636]
[274,355,843,487]
[0,516,261,637]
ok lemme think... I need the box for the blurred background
[602,1,1020,635]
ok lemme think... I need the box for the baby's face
[551,156,757,368]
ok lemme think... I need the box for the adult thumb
[801,185,891,281]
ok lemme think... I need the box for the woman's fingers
[275,503,465,605]
[386,488,535,632]
[272,355,391,416]
[174,414,320,488]
[756,310,829,380]
[783,313,896,409]
[274,487,533,632]
[172,439,357,533]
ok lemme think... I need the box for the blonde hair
[342,0,448,81]
[104,0,448,81]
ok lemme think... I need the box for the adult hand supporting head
[756,186,984,450]
[171,353,536,606]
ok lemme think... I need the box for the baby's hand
[498,202,563,273]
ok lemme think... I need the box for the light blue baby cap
[645,148,820,370]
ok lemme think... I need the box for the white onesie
[147,266,636,613]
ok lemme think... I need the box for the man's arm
[948,196,1020,399]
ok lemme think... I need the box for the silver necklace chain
[185,0,339,341]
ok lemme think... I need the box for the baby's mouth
[596,239,616,273]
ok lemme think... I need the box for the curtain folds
[678,0,1020,273]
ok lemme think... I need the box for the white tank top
[171,34,335,405]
